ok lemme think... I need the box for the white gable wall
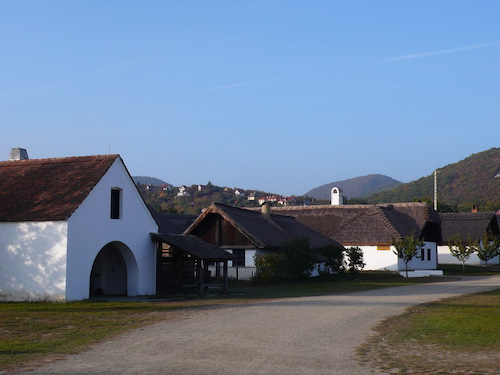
[0,221,67,300]
[66,158,158,301]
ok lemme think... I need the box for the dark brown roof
[148,206,196,234]
[440,212,499,243]
[186,202,343,250]
[261,203,441,245]
[150,233,236,260]
[0,155,120,222]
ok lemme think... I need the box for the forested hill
[364,148,500,212]
[133,176,169,186]
[304,174,402,200]
[136,182,318,215]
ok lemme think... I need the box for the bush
[319,245,345,274]
[253,253,287,284]
[253,238,317,283]
[281,238,317,280]
[345,246,365,273]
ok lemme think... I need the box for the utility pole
[434,169,439,211]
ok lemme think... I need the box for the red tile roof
[0,155,120,222]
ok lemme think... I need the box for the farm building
[438,211,500,265]
[266,202,442,273]
[0,150,158,301]
[184,202,344,279]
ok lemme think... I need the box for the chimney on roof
[9,148,29,161]
[472,204,479,213]
[331,187,344,206]
[261,201,271,218]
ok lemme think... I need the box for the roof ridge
[0,154,120,165]
[376,206,402,241]
[210,203,266,248]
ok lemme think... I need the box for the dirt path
[17,276,500,375]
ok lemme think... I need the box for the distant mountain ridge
[364,148,500,211]
[304,174,402,200]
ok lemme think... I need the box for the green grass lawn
[358,287,500,374]
[439,263,500,276]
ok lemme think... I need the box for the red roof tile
[0,155,119,222]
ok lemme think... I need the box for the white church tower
[330,187,344,206]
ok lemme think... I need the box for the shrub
[281,238,317,280]
[319,245,345,274]
[345,246,365,273]
[253,253,287,284]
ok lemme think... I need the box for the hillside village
[0,148,499,301]
[136,180,325,215]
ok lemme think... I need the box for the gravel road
[17,276,499,375]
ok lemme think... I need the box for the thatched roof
[440,212,499,243]
[185,202,343,250]
[150,233,236,261]
[260,203,441,245]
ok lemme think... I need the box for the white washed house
[269,202,442,273]
[438,212,500,265]
[0,149,158,301]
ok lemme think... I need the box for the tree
[475,232,500,267]
[253,238,316,283]
[447,234,476,272]
[281,238,317,280]
[345,246,365,273]
[319,245,345,275]
[392,235,424,277]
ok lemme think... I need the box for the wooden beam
[223,261,228,293]
[196,259,203,295]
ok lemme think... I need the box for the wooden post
[223,261,228,293]
[203,261,210,293]
[196,259,203,295]
[155,242,162,295]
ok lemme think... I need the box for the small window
[232,249,245,267]
[110,188,122,219]
[427,248,431,261]
[420,248,425,261]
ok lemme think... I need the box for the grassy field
[0,267,498,373]
[358,287,500,374]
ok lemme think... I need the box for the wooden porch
[151,233,236,295]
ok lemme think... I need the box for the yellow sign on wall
[377,245,391,251]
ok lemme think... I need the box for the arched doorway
[90,242,137,296]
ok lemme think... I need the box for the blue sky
[2,1,499,196]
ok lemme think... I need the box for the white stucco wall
[437,245,500,266]
[0,221,67,301]
[359,246,399,271]
[406,241,438,270]
[66,158,158,301]
[358,241,438,271]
